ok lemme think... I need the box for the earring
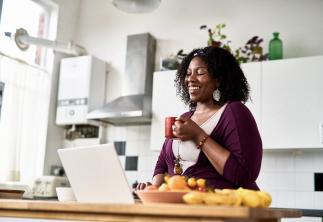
[213,89,221,101]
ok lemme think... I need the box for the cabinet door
[262,56,323,148]
[241,62,262,132]
[150,71,188,150]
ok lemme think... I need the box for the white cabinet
[150,71,188,150]
[261,56,323,148]
[241,62,262,132]
[150,56,323,150]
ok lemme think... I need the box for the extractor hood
[87,33,156,125]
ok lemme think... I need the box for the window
[0,0,57,184]
[0,0,54,68]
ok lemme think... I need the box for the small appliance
[33,176,69,199]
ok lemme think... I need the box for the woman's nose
[187,73,197,81]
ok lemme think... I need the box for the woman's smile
[188,85,201,94]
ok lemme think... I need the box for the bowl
[136,190,188,204]
[56,187,76,202]
[0,189,25,199]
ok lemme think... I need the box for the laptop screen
[58,143,135,204]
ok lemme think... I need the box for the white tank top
[172,104,227,173]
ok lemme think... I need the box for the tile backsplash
[258,150,323,209]
[105,124,323,210]
[105,125,159,187]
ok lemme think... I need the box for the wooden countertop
[0,199,302,222]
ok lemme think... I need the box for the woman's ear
[215,79,220,88]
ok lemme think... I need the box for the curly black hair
[175,46,250,109]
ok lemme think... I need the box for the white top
[172,104,227,174]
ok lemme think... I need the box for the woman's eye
[197,68,207,75]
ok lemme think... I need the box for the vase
[269,32,283,60]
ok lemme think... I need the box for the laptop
[57,143,135,204]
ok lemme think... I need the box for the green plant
[236,36,268,63]
[200,24,232,51]
[199,24,268,64]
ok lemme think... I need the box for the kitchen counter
[0,199,302,222]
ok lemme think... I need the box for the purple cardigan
[153,101,263,190]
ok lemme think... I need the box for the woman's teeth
[189,86,200,93]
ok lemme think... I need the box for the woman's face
[185,57,218,103]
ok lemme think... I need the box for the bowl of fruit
[136,175,207,204]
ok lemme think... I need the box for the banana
[183,191,205,204]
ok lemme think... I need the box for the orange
[167,175,187,190]
[196,178,206,188]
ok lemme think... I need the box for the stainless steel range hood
[87,33,156,125]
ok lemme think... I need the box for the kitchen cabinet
[150,70,188,150]
[261,56,323,149]
[150,56,323,150]
[241,62,262,132]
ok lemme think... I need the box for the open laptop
[57,143,135,204]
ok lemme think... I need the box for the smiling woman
[138,47,262,191]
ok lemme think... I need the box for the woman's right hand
[136,182,152,190]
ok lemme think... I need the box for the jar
[269,32,283,60]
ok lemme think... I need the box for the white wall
[43,0,81,175]
[74,0,323,103]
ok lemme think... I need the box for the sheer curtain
[0,54,51,185]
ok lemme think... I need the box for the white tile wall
[295,173,314,191]
[295,192,315,209]
[104,124,159,187]
[260,150,323,209]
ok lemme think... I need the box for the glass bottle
[269,32,283,60]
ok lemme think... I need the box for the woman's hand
[136,182,152,190]
[173,116,205,142]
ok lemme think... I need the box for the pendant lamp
[112,0,161,14]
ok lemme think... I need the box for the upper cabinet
[241,62,262,133]
[261,56,323,149]
[150,56,323,150]
[150,70,188,150]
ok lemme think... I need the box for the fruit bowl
[136,190,188,204]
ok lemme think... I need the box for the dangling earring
[213,89,221,101]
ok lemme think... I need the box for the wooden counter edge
[0,199,302,219]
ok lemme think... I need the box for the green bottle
[269,32,283,60]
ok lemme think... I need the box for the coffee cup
[165,117,177,139]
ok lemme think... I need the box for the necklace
[174,141,183,175]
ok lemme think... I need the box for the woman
[139,46,262,190]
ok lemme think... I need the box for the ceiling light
[112,0,161,14]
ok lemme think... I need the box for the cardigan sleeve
[153,139,169,177]
[221,102,263,187]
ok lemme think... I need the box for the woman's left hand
[173,116,205,142]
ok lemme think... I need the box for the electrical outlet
[314,173,323,191]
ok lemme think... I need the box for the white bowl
[56,187,76,202]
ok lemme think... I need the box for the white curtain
[0,54,51,185]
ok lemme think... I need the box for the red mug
[165,117,177,139]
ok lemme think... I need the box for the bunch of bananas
[183,188,272,208]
